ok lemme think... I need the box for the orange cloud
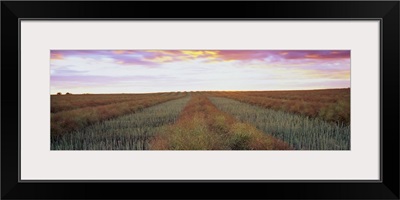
[305,54,320,58]
[181,50,205,58]
[51,53,63,60]
[204,51,219,55]
[112,50,126,54]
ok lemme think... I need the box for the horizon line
[51,87,350,95]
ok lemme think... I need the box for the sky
[50,50,350,94]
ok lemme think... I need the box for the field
[51,92,187,136]
[51,88,350,150]
[51,96,190,150]
[208,88,350,125]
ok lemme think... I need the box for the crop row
[150,95,291,150]
[51,92,187,136]
[208,89,350,124]
[230,88,350,103]
[209,97,350,150]
[51,96,191,150]
[51,92,183,113]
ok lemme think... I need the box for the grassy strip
[51,96,191,150]
[209,97,350,150]
[209,89,350,125]
[150,95,291,150]
[51,93,187,136]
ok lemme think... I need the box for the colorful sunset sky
[50,50,350,94]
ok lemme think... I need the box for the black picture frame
[2,1,399,199]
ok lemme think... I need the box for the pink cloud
[212,50,350,62]
[50,50,350,69]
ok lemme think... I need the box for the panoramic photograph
[50,50,350,150]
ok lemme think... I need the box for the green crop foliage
[210,97,350,150]
[208,88,350,125]
[51,96,190,150]
[51,92,187,136]
[150,95,291,150]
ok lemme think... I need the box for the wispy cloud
[50,50,350,94]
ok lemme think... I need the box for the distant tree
[56,92,62,95]
[66,92,72,95]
